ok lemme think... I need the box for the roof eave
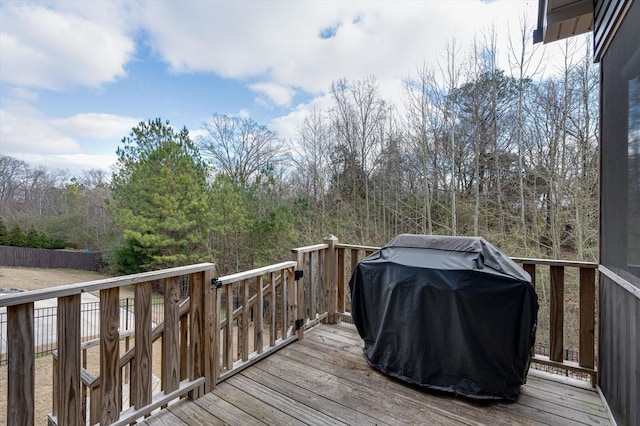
[533,0,593,44]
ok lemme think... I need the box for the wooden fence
[0,245,103,271]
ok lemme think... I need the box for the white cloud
[0,0,563,174]
[7,87,39,102]
[10,153,118,174]
[0,2,136,90]
[0,108,81,153]
[54,113,139,140]
[138,1,537,96]
[0,105,139,175]
[269,94,333,142]
[249,82,296,107]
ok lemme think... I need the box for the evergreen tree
[25,225,43,248]
[8,224,26,247]
[110,118,213,272]
[0,218,8,245]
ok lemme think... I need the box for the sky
[0,0,574,175]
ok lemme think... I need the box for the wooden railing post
[188,271,205,399]
[549,265,565,363]
[203,268,219,393]
[287,267,297,335]
[7,302,34,426]
[324,235,339,324]
[100,287,121,425]
[579,268,596,379]
[293,251,305,339]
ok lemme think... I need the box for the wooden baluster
[188,271,204,399]
[162,277,181,394]
[124,298,131,385]
[7,303,34,426]
[523,263,537,357]
[350,249,359,278]
[270,272,277,346]
[295,251,305,339]
[52,353,58,420]
[241,279,250,361]
[252,276,262,351]
[309,252,316,320]
[100,287,121,425]
[134,282,153,409]
[319,250,325,319]
[337,248,345,315]
[225,284,234,371]
[549,265,565,363]
[579,267,596,376]
[57,294,82,425]
[287,267,297,336]
[89,383,100,425]
[282,269,289,337]
[180,312,188,382]
[82,348,87,425]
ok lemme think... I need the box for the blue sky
[1,0,568,174]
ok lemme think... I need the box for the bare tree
[329,76,387,242]
[403,61,438,235]
[439,38,462,235]
[199,114,284,186]
[507,13,543,248]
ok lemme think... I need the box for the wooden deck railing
[511,257,598,386]
[293,238,599,387]
[1,236,600,424]
[1,261,300,425]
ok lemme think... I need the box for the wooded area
[0,30,598,275]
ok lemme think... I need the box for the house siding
[599,275,640,426]
[594,0,632,61]
[598,0,640,425]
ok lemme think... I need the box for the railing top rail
[511,257,598,268]
[217,261,297,285]
[291,244,329,254]
[0,262,215,308]
[335,243,381,251]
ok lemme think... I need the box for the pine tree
[110,119,213,272]
[25,225,43,248]
[0,218,8,245]
[8,224,26,247]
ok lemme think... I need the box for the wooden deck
[140,323,610,426]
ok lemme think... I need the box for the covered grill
[349,234,538,401]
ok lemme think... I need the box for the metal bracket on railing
[295,318,304,330]
[211,277,222,289]
[294,270,304,281]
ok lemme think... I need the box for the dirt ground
[0,266,110,293]
[0,267,148,425]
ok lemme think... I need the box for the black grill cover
[350,234,538,401]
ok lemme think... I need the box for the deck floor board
[144,323,610,425]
